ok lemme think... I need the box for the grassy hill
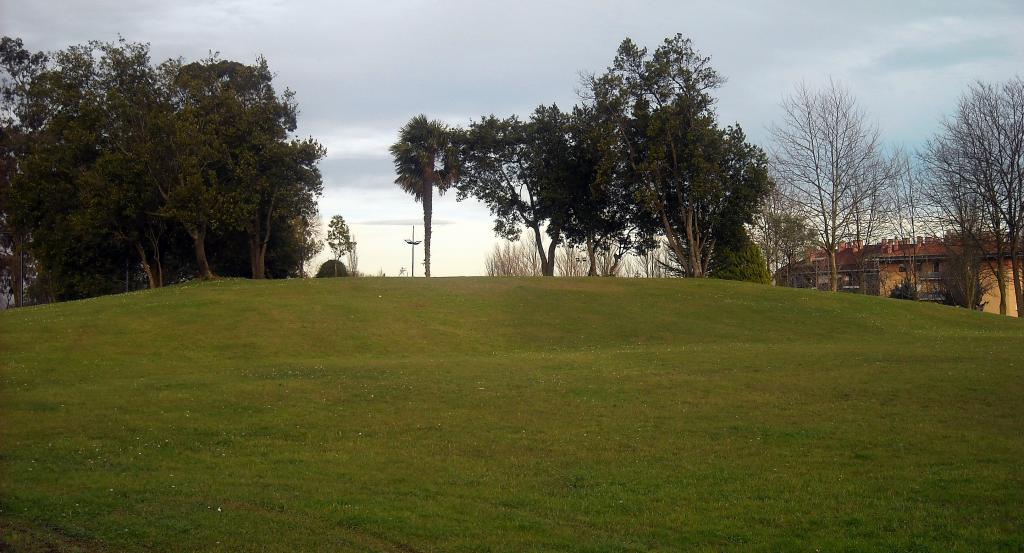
[1,277,1022,551]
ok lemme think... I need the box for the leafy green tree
[89,39,175,289]
[197,56,325,279]
[242,137,325,279]
[151,56,325,281]
[293,213,323,277]
[8,40,135,300]
[711,238,771,284]
[559,104,657,276]
[588,35,771,277]
[326,215,355,278]
[389,115,459,277]
[6,38,324,300]
[459,106,578,276]
[1,36,47,305]
[157,57,240,280]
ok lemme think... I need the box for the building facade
[776,237,1023,316]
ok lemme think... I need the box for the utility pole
[404,225,422,277]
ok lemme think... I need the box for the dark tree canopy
[452,35,771,279]
[2,37,324,302]
[586,34,772,277]
[458,108,571,276]
[315,259,348,278]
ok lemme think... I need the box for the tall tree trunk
[609,253,624,277]
[529,222,549,276]
[133,240,158,289]
[249,235,263,279]
[967,260,978,310]
[189,226,214,280]
[828,249,838,292]
[586,236,598,276]
[145,226,164,287]
[248,217,264,280]
[544,232,560,277]
[1011,241,1023,318]
[423,185,432,277]
[249,201,275,280]
[657,208,687,276]
[994,260,1008,315]
[248,232,268,279]
[258,242,268,279]
[13,237,23,307]
[684,208,703,277]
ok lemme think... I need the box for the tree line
[760,75,1024,316]
[385,31,1024,320]
[6,32,1019,312]
[0,37,325,304]
[390,34,774,282]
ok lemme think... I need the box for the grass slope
[1,277,1022,552]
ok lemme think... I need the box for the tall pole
[404,225,421,278]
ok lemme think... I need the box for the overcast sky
[4,0,1023,275]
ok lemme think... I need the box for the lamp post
[404,226,422,277]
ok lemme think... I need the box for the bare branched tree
[887,149,932,289]
[921,78,1024,315]
[751,182,815,284]
[346,243,359,277]
[484,239,542,276]
[769,80,891,291]
[592,247,625,276]
[556,244,589,277]
[842,179,890,294]
[922,126,991,310]
[630,238,672,278]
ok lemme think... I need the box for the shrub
[712,241,770,284]
[890,278,918,300]
[315,259,348,278]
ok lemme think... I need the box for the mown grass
[1,277,1022,551]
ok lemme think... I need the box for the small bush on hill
[315,259,348,278]
[712,241,770,284]
[890,279,918,300]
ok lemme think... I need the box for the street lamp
[404,226,422,277]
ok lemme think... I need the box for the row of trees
[0,37,326,304]
[390,35,774,282]
[759,75,1024,316]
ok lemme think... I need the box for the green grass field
[1,277,1022,551]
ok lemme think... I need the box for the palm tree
[389,115,459,277]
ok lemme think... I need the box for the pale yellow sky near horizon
[310,192,504,277]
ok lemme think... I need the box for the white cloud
[317,127,396,160]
